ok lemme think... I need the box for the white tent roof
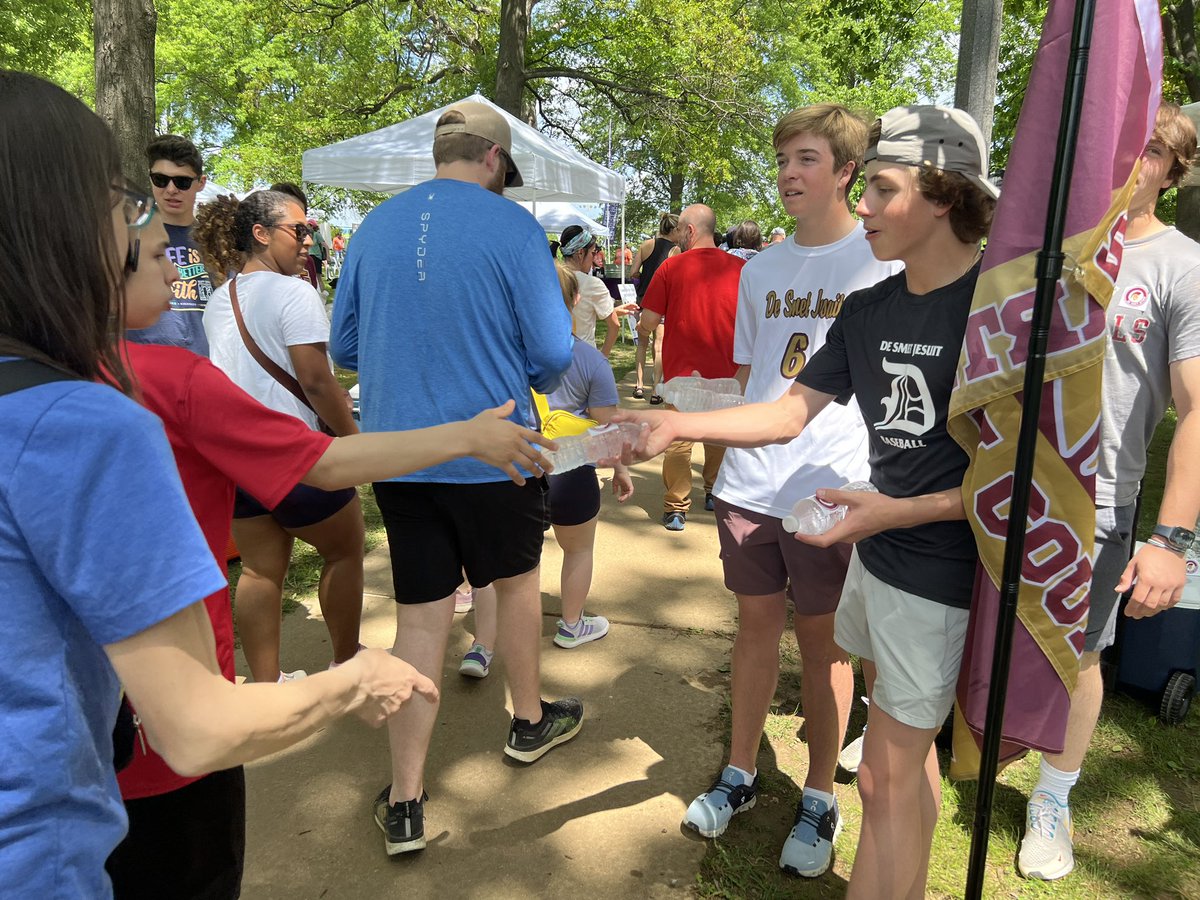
[196,179,243,205]
[518,201,606,235]
[302,94,626,204]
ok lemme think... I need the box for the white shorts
[834,548,970,730]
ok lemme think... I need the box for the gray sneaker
[779,794,842,878]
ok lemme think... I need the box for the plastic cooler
[1114,542,1200,724]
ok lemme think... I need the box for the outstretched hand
[608,410,674,463]
[344,649,438,727]
[790,488,903,548]
[1118,543,1187,619]
[466,399,556,485]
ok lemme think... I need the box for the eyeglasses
[272,222,311,242]
[115,185,156,229]
[149,171,198,191]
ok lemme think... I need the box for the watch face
[1169,527,1196,550]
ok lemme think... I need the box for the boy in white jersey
[1017,102,1200,881]
[680,105,900,878]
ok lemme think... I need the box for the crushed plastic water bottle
[782,481,878,535]
[659,376,744,412]
[542,422,643,473]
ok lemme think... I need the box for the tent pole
[620,204,626,282]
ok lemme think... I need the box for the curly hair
[193,190,296,286]
[915,168,996,244]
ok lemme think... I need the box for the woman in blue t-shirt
[0,71,441,900]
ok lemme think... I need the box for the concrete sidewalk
[239,452,742,899]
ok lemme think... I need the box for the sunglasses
[149,171,198,191]
[272,222,311,242]
[114,184,156,229]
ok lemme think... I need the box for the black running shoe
[505,698,584,762]
[374,786,428,856]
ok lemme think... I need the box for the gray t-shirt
[1096,226,1200,506]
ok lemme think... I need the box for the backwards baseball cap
[434,101,524,188]
[865,105,999,199]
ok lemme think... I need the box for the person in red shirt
[108,216,553,900]
[637,203,744,530]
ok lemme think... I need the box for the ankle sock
[727,764,756,784]
[802,786,835,808]
[1034,758,1080,807]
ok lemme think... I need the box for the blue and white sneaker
[459,643,493,678]
[682,766,758,838]
[779,792,842,877]
[553,613,610,648]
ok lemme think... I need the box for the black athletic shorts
[547,466,601,527]
[373,477,550,604]
[107,766,246,900]
[233,482,356,529]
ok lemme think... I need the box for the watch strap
[1150,524,1194,552]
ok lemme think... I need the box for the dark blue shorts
[233,482,356,529]
[547,466,601,527]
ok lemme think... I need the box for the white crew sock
[1033,757,1080,807]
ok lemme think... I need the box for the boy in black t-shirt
[617,106,998,898]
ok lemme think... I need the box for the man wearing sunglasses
[127,134,214,356]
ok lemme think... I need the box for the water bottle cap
[782,515,799,532]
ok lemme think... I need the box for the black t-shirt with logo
[797,264,979,608]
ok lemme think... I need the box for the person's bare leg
[908,742,942,900]
[635,323,650,390]
[793,610,853,794]
[847,702,939,900]
[652,324,665,389]
[231,515,294,683]
[1044,651,1103,771]
[493,565,544,723]
[728,592,787,772]
[387,595,455,803]
[288,494,365,665]
[469,583,498,651]
[551,517,598,624]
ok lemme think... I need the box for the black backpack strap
[0,359,78,398]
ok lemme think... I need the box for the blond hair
[554,262,578,336]
[773,104,869,196]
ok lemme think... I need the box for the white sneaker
[454,589,474,614]
[553,613,610,648]
[837,729,865,774]
[277,669,308,684]
[1018,790,1074,880]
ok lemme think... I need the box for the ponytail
[194,190,293,286]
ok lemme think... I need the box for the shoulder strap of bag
[228,275,317,415]
[0,358,77,398]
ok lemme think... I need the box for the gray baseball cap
[434,101,524,187]
[865,105,999,199]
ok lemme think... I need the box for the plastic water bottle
[543,422,642,474]
[660,376,744,412]
[782,481,878,535]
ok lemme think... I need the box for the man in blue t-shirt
[127,135,214,356]
[331,100,578,858]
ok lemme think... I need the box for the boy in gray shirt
[1019,102,1200,881]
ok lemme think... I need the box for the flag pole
[964,0,1097,896]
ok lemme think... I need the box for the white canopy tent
[196,179,243,205]
[301,93,625,205]
[518,201,606,235]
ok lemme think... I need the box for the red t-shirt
[117,343,332,800]
[640,247,743,380]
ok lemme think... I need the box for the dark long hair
[0,71,132,392]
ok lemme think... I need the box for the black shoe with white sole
[374,786,428,856]
[505,698,584,763]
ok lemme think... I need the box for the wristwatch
[1149,524,1196,554]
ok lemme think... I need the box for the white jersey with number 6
[713,227,902,519]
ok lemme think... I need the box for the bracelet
[1146,535,1186,556]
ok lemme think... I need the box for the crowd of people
[1,65,1198,900]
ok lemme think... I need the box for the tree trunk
[93,0,157,187]
[1177,185,1200,242]
[668,172,684,214]
[1163,2,1200,103]
[954,0,1005,153]
[495,0,533,116]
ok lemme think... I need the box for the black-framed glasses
[149,171,198,191]
[114,185,156,229]
[272,222,311,242]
